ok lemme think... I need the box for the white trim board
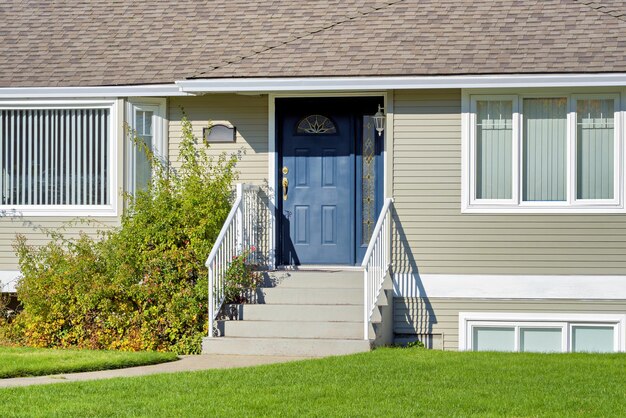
[177,73,626,93]
[393,273,626,300]
[0,84,191,99]
[0,271,19,293]
[3,73,625,99]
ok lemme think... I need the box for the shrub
[5,114,239,354]
[223,247,263,304]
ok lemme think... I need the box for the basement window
[459,312,626,353]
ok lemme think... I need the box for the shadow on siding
[390,205,437,341]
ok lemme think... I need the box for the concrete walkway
[0,354,312,388]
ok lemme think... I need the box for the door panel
[322,149,337,187]
[321,205,337,245]
[280,108,354,265]
[294,206,309,245]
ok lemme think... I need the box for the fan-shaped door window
[296,115,337,134]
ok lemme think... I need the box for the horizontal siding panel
[397,241,626,248]
[395,131,461,139]
[0,218,119,270]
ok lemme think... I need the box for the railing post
[236,183,243,254]
[208,267,214,338]
[387,207,392,269]
[363,267,369,340]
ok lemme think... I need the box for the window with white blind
[126,100,166,194]
[0,101,117,216]
[464,93,622,213]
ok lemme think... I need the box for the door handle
[282,177,289,200]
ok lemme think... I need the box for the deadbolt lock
[282,166,289,175]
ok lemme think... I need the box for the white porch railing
[361,198,394,340]
[206,183,262,338]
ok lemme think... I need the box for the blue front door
[277,98,383,265]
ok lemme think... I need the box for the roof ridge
[189,0,406,79]
[570,0,626,24]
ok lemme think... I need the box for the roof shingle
[0,0,625,87]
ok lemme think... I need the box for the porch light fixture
[373,105,385,136]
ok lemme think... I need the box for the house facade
[1,0,626,354]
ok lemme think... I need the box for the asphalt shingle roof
[0,0,625,87]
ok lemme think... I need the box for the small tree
[7,114,239,354]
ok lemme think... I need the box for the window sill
[0,205,119,217]
[462,205,626,214]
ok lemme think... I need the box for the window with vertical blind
[0,101,117,215]
[522,98,568,202]
[464,92,622,212]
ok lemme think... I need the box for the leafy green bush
[223,247,263,304]
[5,115,239,354]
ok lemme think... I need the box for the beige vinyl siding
[392,89,626,275]
[0,218,120,270]
[0,99,125,272]
[169,95,268,185]
[394,297,626,351]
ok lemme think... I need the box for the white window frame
[459,312,626,352]
[462,90,624,213]
[0,99,119,217]
[125,98,167,194]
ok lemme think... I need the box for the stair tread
[202,336,371,356]
[222,319,363,324]
[261,287,363,291]
[209,336,369,342]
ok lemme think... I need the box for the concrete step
[258,287,362,305]
[262,271,362,289]
[234,304,363,322]
[222,320,363,339]
[271,270,363,279]
[202,337,371,357]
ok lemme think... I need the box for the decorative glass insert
[576,99,615,200]
[296,115,336,134]
[362,116,376,244]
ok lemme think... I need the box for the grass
[0,346,177,379]
[0,348,625,417]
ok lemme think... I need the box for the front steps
[202,269,391,357]
[203,337,371,357]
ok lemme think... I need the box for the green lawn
[0,348,625,417]
[0,346,177,379]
